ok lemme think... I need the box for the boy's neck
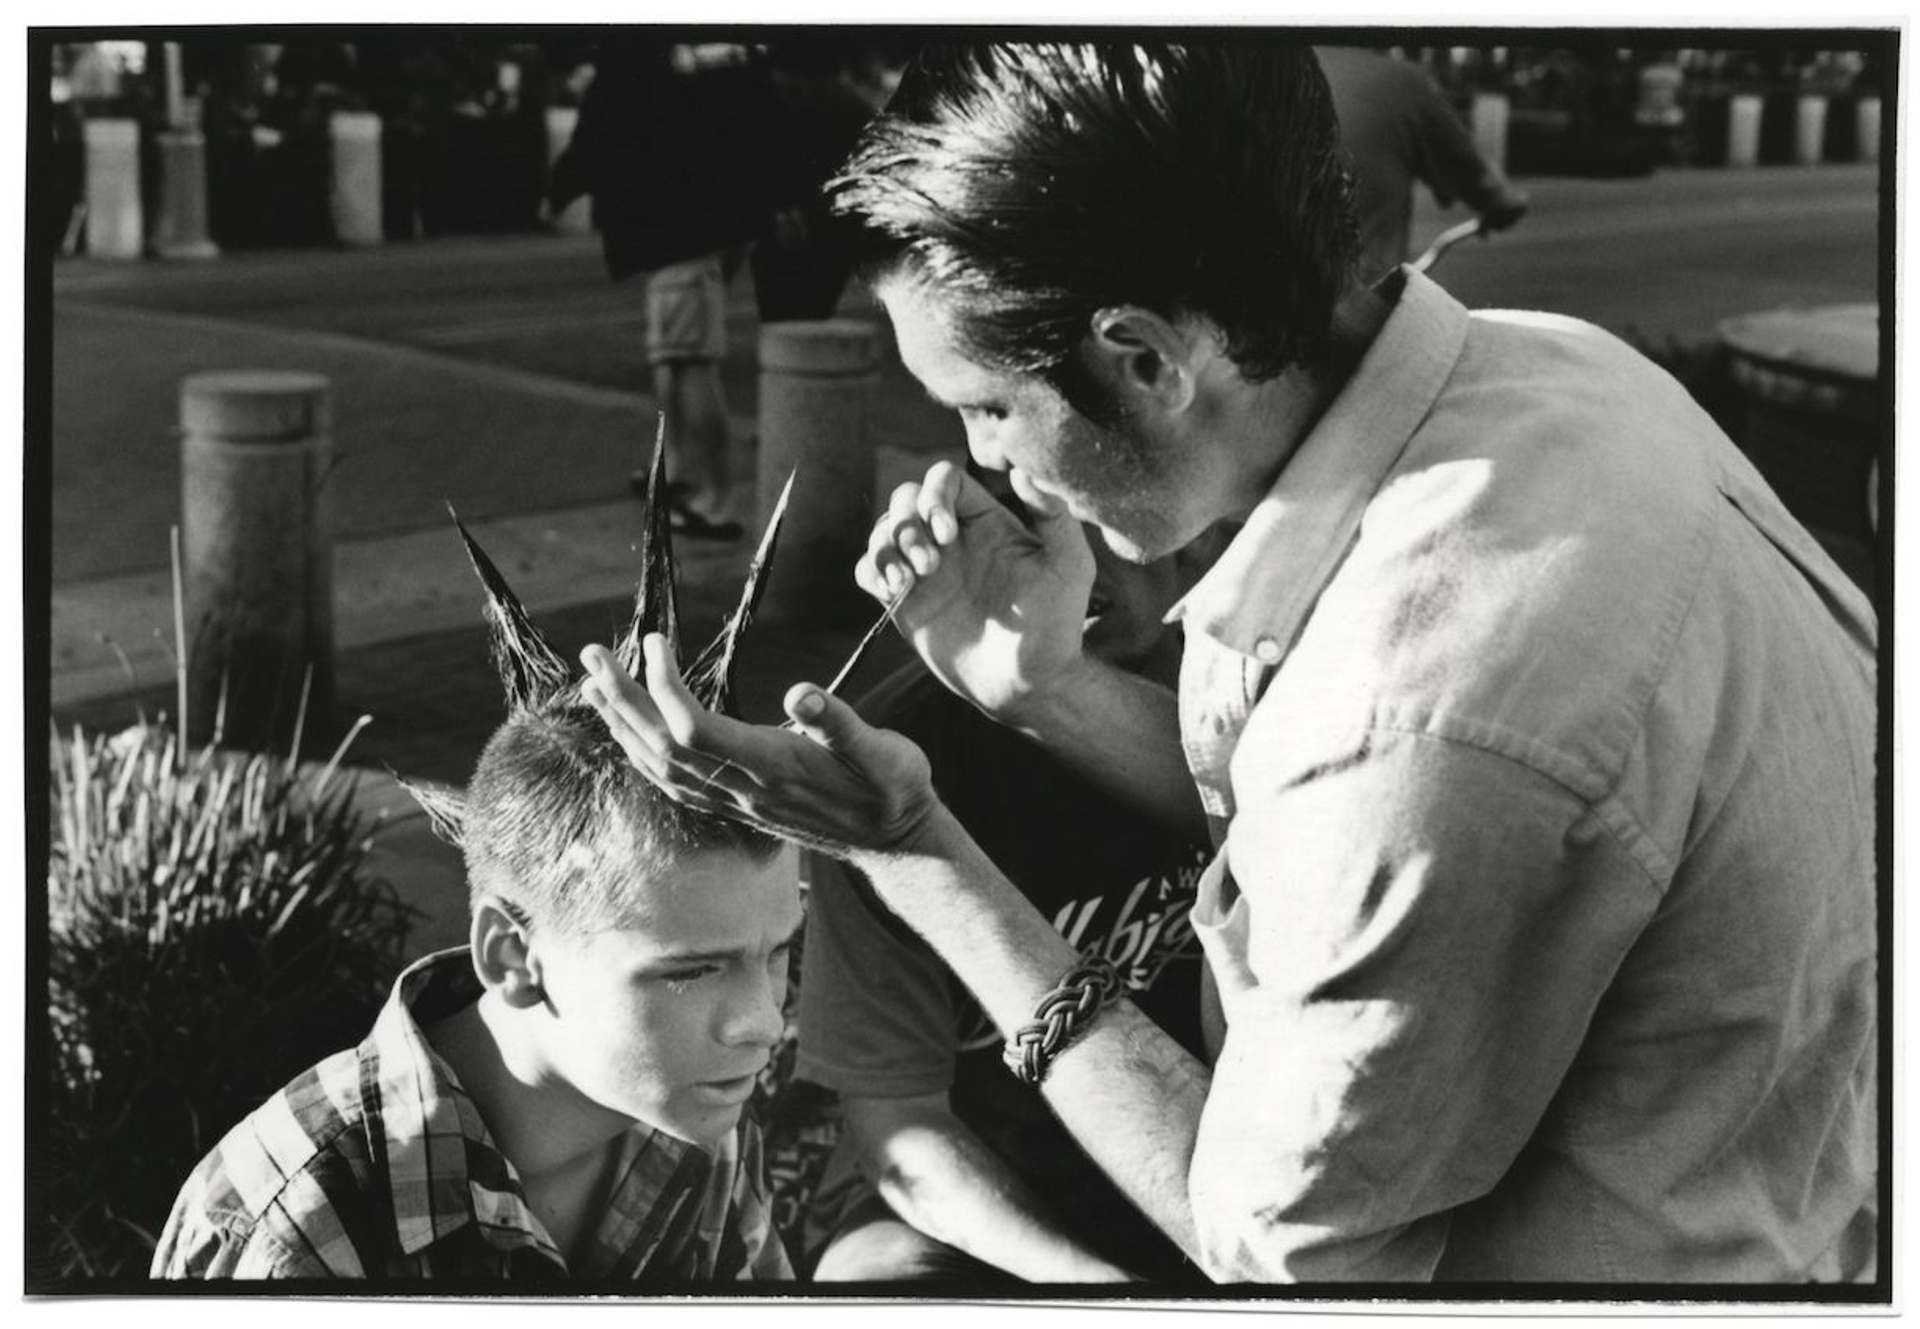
[426,995,634,1183]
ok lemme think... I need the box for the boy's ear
[471,895,546,1009]
[1083,306,1200,414]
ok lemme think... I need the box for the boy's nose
[719,974,784,1050]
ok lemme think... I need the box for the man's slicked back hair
[830,43,1361,402]
[463,698,779,936]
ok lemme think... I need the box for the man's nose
[964,428,1006,474]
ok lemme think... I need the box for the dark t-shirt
[553,39,785,279]
[795,664,1212,1282]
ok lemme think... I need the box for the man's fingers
[885,483,943,577]
[580,644,670,749]
[864,519,917,598]
[579,648,728,800]
[642,633,717,748]
[581,678,674,785]
[582,640,762,809]
[886,481,924,522]
[853,551,891,604]
[918,460,964,545]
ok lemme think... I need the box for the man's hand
[580,637,941,859]
[837,1093,1144,1283]
[857,460,1097,721]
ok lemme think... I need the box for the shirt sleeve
[151,1193,330,1279]
[793,850,960,1098]
[1187,726,1662,1281]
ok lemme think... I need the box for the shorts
[643,254,727,366]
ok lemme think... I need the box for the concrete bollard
[82,117,143,259]
[179,371,336,750]
[1856,96,1881,163]
[756,320,883,627]
[152,126,220,259]
[1794,94,1829,165]
[328,111,384,246]
[1726,93,1763,167]
[544,106,593,235]
[1470,91,1510,174]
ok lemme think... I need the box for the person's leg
[650,357,731,512]
[641,255,740,538]
[809,1194,1021,1287]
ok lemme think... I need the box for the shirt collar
[1171,268,1470,661]
[360,947,568,1262]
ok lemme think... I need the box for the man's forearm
[844,1095,1137,1282]
[849,810,1209,1264]
[1000,656,1208,841]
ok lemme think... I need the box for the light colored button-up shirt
[1173,270,1878,1283]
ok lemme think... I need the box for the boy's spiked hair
[403,421,793,934]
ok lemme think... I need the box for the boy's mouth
[694,1071,761,1101]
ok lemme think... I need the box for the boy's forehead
[603,844,802,947]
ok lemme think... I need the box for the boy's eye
[654,963,721,989]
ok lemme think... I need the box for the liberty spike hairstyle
[397,418,792,932]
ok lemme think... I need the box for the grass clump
[41,716,414,1281]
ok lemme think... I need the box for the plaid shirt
[151,948,791,1284]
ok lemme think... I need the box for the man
[1317,46,1530,281]
[580,43,1878,1284]
[798,511,1216,1285]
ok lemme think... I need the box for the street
[49,163,1880,587]
[44,160,1885,769]
[1410,164,1878,341]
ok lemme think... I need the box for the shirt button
[1253,635,1282,664]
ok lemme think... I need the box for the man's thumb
[784,684,873,758]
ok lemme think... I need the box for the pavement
[42,163,1884,953]
[47,236,947,952]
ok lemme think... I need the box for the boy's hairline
[470,834,792,940]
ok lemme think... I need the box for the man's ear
[1084,306,1200,414]
[471,895,546,1009]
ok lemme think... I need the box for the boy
[153,489,799,1282]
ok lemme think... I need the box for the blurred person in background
[751,40,900,324]
[1317,45,1530,282]
[551,36,790,540]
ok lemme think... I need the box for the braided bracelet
[1003,957,1126,1086]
